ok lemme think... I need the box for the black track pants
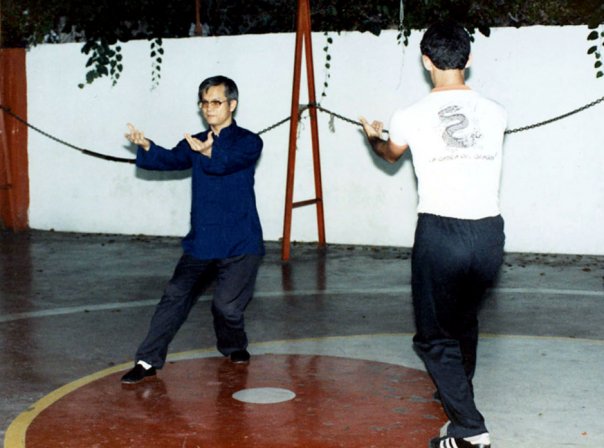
[411,213,504,438]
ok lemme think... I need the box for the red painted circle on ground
[26,355,446,447]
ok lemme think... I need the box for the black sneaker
[429,434,490,448]
[121,364,157,384]
[229,349,250,364]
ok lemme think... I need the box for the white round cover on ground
[232,387,296,404]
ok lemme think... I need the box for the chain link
[311,96,604,136]
[311,103,379,131]
[2,95,603,164]
[0,105,136,164]
[504,95,604,134]
[257,105,310,135]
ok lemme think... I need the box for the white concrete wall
[26,26,604,255]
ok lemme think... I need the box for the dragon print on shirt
[438,105,482,149]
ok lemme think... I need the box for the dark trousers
[411,213,504,438]
[135,253,262,368]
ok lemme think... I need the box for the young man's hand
[359,117,384,140]
[359,116,408,163]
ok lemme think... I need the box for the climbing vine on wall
[587,25,604,78]
[320,32,334,99]
[150,38,164,89]
[78,39,123,88]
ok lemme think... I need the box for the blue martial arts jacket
[136,121,265,260]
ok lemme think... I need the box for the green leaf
[478,26,491,37]
[587,30,598,40]
[588,45,597,54]
[82,41,93,53]
[596,61,603,68]
[367,24,382,36]
[597,71,603,78]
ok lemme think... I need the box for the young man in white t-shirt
[361,21,506,448]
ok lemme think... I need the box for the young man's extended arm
[359,117,408,163]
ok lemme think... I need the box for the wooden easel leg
[281,0,326,261]
[281,1,305,261]
[302,4,326,248]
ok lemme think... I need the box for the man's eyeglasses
[199,99,229,109]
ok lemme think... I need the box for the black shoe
[229,349,250,364]
[429,435,490,448]
[121,364,157,384]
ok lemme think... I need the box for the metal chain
[0,105,137,164]
[256,115,292,136]
[311,103,380,131]
[0,105,137,163]
[2,95,603,164]
[312,96,604,136]
[504,95,604,134]
[257,105,310,135]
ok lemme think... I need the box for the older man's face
[199,84,237,133]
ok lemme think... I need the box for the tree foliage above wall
[2,0,604,86]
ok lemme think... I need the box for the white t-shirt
[389,88,507,219]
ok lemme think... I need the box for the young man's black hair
[420,21,471,70]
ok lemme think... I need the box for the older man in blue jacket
[121,75,264,384]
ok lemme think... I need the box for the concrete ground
[1,230,603,447]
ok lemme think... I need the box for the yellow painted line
[5,333,603,447]
[3,345,219,448]
[4,362,130,448]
